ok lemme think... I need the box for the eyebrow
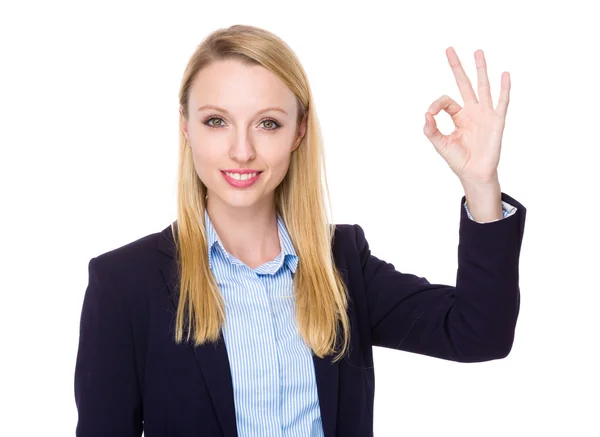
[197,105,288,116]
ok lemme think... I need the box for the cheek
[189,142,221,182]
[266,151,293,180]
[263,128,297,174]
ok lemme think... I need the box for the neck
[205,194,281,268]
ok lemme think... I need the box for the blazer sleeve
[74,257,143,436]
[464,199,517,223]
[358,192,526,362]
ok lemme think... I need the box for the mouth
[221,170,263,188]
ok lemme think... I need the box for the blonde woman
[74,24,526,437]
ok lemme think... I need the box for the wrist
[461,178,503,222]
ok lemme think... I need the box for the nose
[228,130,256,163]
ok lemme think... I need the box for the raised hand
[423,47,511,186]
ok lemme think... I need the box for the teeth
[225,172,258,181]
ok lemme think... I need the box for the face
[181,59,307,213]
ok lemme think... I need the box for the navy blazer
[74,192,526,437]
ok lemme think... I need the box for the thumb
[423,112,448,154]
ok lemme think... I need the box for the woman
[74,24,526,437]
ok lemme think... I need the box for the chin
[215,189,266,209]
[225,196,261,209]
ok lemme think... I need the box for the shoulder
[332,223,368,254]
[92,227,164,268]
[86,223,175,296]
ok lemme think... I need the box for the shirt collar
[204,209,298,274]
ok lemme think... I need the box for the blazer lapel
[312,353,339,437]
[311,233,349,437]
[158,223,238,437]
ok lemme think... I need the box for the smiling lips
[221,169,263,188]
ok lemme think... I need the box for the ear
[292,113,308,152]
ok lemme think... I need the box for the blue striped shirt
[205,210,323,437]
[204,200,516,436]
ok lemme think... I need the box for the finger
[428,95,462,117]
[446,47,478,104]
[474,49,493,108]
[423,112,448,153]
[496,71,511,118]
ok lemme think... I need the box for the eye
[259,118,281,130]
[203,116,281,130]
[204,116,226,128]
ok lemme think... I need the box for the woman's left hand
[424,47,511,185]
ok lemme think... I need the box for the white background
[1,0,598,435]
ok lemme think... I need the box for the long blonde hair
[173,24,350,362]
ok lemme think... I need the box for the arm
[360,192,526,362]
[74,258,143,436]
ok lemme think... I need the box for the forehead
[189,59,297,114]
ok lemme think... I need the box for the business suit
[74,192,526,436]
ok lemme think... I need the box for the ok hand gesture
[424,47,511,185]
